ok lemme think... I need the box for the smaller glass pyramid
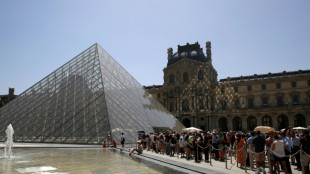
[0,44,184,144]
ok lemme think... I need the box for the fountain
[4,124,14,158]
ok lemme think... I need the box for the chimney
[9,88,14,96]
[206,41,211,60]
[167,48,173,61]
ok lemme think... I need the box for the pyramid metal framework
[0,44,184,144]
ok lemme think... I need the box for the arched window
[233,117,242,131]
[182,118,191,128]
[219,117,228,132]
[294,114,306,127]
[182,99,190,112]
[169,74,174,84]
[278,115,288,130]
[183,72,189,83]
[247,116,257,131]
[198,70,204,81]
[262,115,272,127]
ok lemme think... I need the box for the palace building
[145,42,310,131]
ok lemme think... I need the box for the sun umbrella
[182,127,202,133]
[254,126,276,134]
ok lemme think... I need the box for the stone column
[256,114,262,126]
[272,114,278,130]
[242,114,247,131]
[288,112,294,127]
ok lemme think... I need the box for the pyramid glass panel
[0,44,184,144]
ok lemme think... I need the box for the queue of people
[134,128,310,174]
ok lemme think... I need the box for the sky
[0,0,309,95]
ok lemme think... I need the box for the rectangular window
[157,93,161,98]
[169,102,174,112]
[276,83,281,89]
[199,100,204,110]
[248,98,254,108]
[277,96,283,107]
[221,88,225,94]
[262,84,266,90]
[247,85,252,91]
[292,81,296,88]
[292,95,299,105]
[262,97,268,107]
[308,80,310,86]
[234,86,238,92]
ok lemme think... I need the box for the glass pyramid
[0,44,184,144]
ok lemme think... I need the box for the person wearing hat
[129,140,143,156]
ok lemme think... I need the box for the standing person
[229,131,236,156]
[121,133,125,149]
[106,135,112,147]
[212,131,219,160]
[266,131,276,174]
[203,131,212,162]
[179,133,186,158]
[187,133,194,160]
[299,129,310,174]
[272,135,288,174]
[217,128,225,161]
[252,130,266,174]
[236,133,246,168]
[291,131,301,171]
[150,133,155,152]
[247,131,256,170]
[194,133,202,162]
[281,131,292,174]
[165,131,171,155]
[170,134,177,156]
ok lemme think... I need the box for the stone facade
[145,42,310,131]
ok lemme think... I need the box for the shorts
[138,150,143,155]
[269,153,275,161]
[121,141,124,145]
[218,143,223,150]
[255,153,265,162]
[274,155,285,162]
[302,153,310,167]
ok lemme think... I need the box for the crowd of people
[127,127,310,174]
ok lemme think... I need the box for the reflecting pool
[0,148,186,174]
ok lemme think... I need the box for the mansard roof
[167,42,208,67]
[220,69,310,82]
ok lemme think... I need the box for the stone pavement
[129,148,303,174]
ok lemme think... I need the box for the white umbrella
[182,127,202,133]
[292,127,307,130]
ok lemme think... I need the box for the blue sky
[0,0,309,94]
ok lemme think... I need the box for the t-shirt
[121,135,125,142]
[252,135,266,153]
[300,136,310,154]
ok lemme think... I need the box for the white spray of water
[4,124,14,158]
